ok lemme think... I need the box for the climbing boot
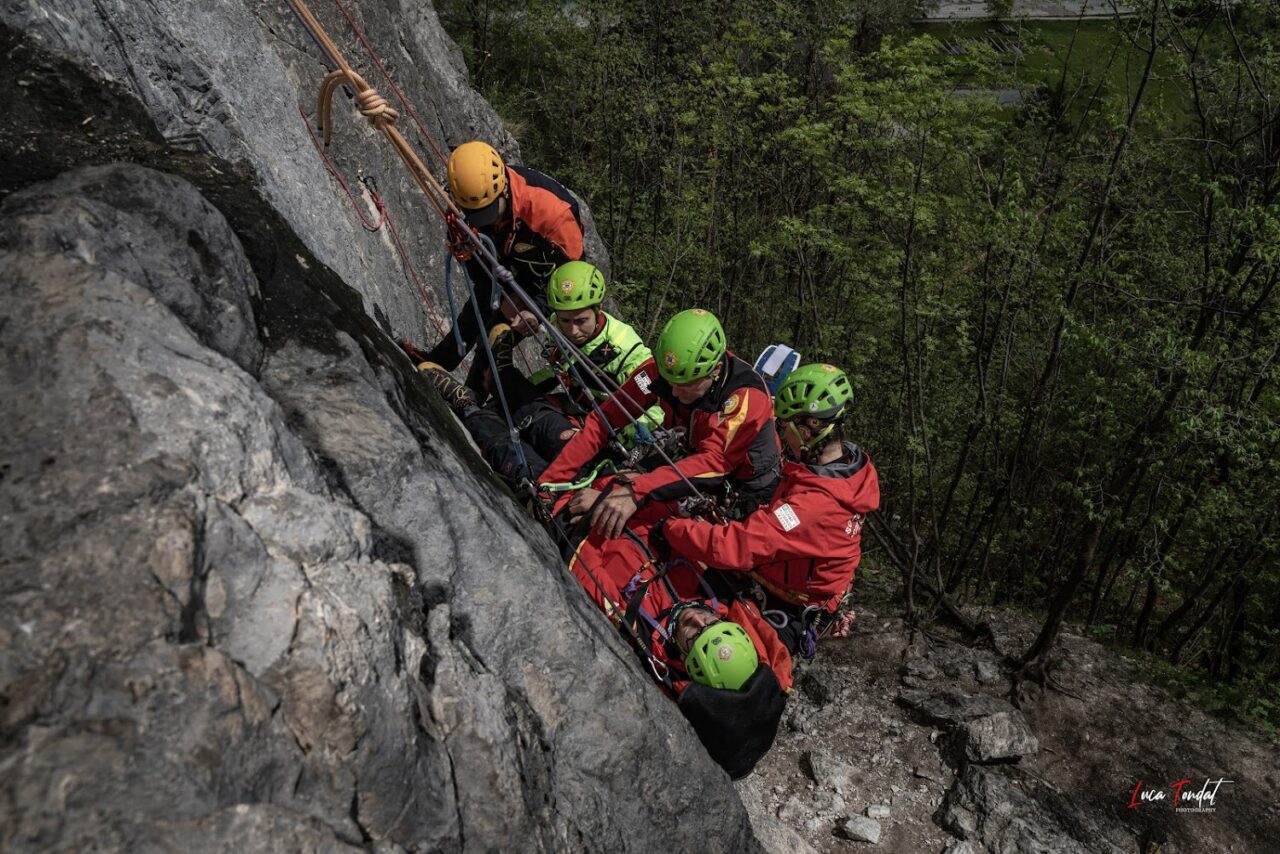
[417,361,477,413]
[488,322,516,374]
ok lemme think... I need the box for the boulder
[961,711,1039,763]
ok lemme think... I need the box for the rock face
[0,162,757,851]
[1,0,604,346]
[0,0,747,841]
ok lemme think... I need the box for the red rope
[299,102,386,231]
[332,0,450,167]
[303,9,535,372]
[298,102,449,338]
[380,196,450,338]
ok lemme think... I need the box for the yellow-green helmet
[684,622,759,690]
[548,261,607,311]
[775,363,853,421]
[656,309,726,384]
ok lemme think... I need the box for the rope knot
[355,87,399,129]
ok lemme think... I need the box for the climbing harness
[539,458,617,494]
[748,581,827,661]
[554,485,679,689]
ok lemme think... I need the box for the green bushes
[441,0,1280,733]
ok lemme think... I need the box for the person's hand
[830,609,857,638]
[510,310,540,335]
[567,488,602,523]
[591,487,638,539]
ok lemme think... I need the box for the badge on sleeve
[774,503,801,531]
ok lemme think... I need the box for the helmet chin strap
[783,419,838,463]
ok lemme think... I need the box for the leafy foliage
[439,0,1280,732]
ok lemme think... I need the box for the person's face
[463,194,509,230]
[675,605,721,656]
[555,307,600,347]
[782,415,825,460]
[671,369,718,405]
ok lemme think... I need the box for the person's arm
[630,386,772,504]
[539,360,660,485]
[538,411,610,487]
[663,487,831,569]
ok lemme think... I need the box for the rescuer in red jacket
[565,518,791,777]
[654,362,880,657]
[424,141,584,392]
[541,308,782,537]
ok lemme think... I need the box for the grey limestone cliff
[0,1,749,850]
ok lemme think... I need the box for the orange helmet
[447,141,508,225]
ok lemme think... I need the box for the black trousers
[462,372,577,484]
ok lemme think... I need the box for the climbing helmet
[655,309,726,385]
[548,261,607,311]
[684,621,759,691]
[448,141,507,225]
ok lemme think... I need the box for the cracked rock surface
[0,163,756,851]
[0,1,728,848]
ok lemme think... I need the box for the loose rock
[974,660,1002,684]
[802,750,857,794]
[837,816,883,844]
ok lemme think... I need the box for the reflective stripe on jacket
[539,351,781,504]
[530,311,663,442]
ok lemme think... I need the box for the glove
[495,264,518,291]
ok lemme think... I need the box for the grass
[914,17,1220,121]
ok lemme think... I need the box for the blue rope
[442,257,468,359]
[459,261,532,482]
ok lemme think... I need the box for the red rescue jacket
[662,443,880,612]
[566,523,793,695]
[541,352,781,505]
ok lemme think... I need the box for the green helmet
[548,261,607,311]
[656,309,727,384]
[775,362,853,421]
[684,622,759,691]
